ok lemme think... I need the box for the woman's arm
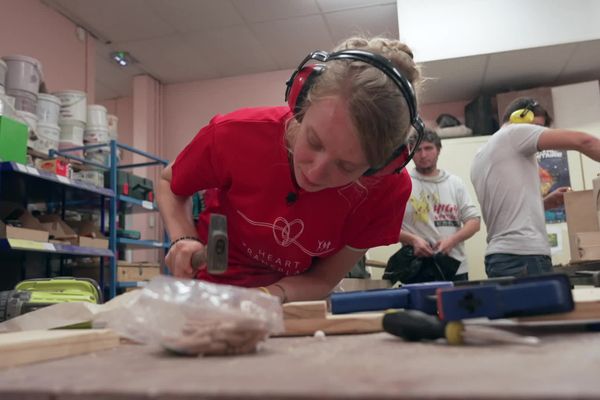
[157,162,205,278]
[264,247,366,302]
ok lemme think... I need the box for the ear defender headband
[510,100,539,124]
[284,49,425,176]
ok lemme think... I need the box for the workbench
[0,330,599,399]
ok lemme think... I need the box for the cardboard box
[0,116,28,164]
[67,220,109,249]
[117,261,161,282]
[0,205,49,242]
[564,190,600,262]
[37,214,78,243]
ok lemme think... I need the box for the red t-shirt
[171,106,411,287]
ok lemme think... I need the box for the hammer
[191,213,228,274]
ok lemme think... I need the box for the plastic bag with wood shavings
[94,276,284,356]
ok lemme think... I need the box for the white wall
[397,0,600,62]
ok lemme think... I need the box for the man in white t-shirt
[400,129,481,281]
[471,97,600,277]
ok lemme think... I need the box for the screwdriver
[382,309,539,345]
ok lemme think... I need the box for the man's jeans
[485,253,553,278]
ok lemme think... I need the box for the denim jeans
[485,253,553,278]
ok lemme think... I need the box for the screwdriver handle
[382,309,446,341]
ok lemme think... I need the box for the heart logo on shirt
[273,217,304,247]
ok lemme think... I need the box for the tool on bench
[0,277,102,323]
[191,213,228,274]
[382,309,539,345]
[330,281,453,315]
[331,273,574,321]
[437,273,574,321]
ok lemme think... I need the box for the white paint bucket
[36,93,61,125]
[84,126,109,144]
[2,55,42,94]
[85,148,109,165]
[87,104,108,128]
[37,122,60,141]
[30,122,60,155]
[16,110,38,140]
[54,90,87,123]
[7,88,37,113]
[107,114,118,139]
[59,120,84,144]
[0,60,6,90]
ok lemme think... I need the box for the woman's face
[292,96,369,192]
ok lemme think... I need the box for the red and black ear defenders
[284,49,425,177]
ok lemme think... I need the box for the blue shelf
[117,194,159,213]
[0,162,114,198]
[0,238,114,257]
[117,281,149,288]
[117,237,168,249]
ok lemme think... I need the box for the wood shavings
[161,317,269,356]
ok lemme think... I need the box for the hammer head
[206,213,228,274]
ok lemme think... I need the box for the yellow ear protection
[509,100,539,124]
[284,49,425,176]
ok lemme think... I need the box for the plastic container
[16,110,38,139]
[84,126,109,144]
[85,148,109,165]
[0,59,6,90]
[36,93,61,125]
[7,88,37,113]
[107,114,118,139]
[54,90,87,123]
[87,104,108,128]
[59,120,84,144]
[2,55,42,94]
[37,121,61,142]
[30,122,60,155]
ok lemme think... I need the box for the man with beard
[398,129,480,281]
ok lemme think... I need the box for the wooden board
[0,329,120,369]
[516,301,600,324]
[279,313,383,336]
[278,300,383,336]
[282,301,327,319]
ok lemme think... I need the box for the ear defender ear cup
[285,64,325,120]
[510,108,535,124]
[285,49,425,175]
[363,146,410,177]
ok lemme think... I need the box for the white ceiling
[42,0,600,105]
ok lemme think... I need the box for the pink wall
[99,97,134,165]
[0,0,89,93]
[161,70,470,162]
[162,69,292,162]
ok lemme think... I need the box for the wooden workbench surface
[0,330,599,399]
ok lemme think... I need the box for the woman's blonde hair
[286,36,422,170]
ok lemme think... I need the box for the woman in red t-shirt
[157,36,425,302]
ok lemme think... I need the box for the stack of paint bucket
[1,55,43,146]
[84,104,110,165]
[54,90,87,159]
[0,59,6,95]
[32,93,61,155]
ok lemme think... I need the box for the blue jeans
[485,254,553,278]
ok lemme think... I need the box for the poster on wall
[537,149,571,224]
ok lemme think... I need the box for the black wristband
[168,236,201,253]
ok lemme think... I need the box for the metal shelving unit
[0,161,116,291]
[51,140,169,299]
